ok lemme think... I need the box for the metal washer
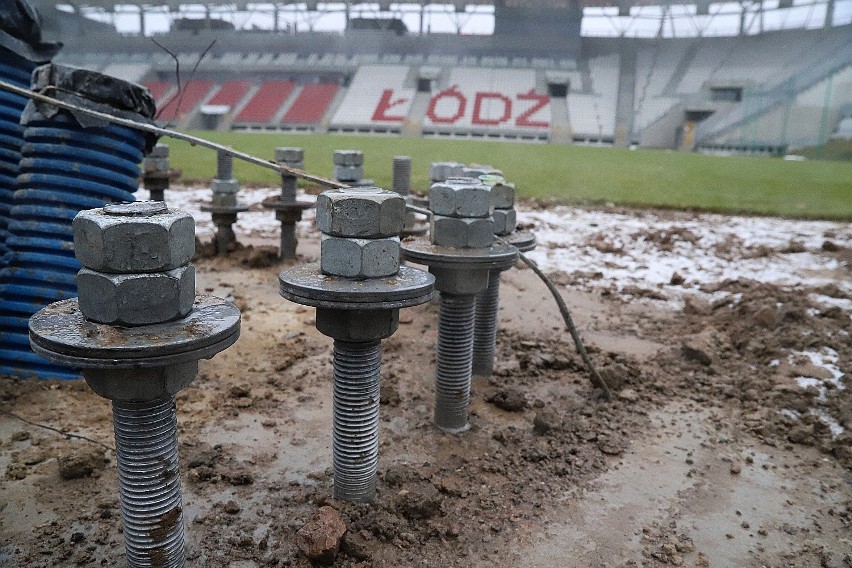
[402,239,519,272]
[279,264,435,311]
[504,230,537,253]
[29,295,241,369]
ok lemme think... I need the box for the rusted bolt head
[77,265,195,326]
[320,235,401,278]
[431,215,495,248]
[316,187,405,238]
[73,202,195,273]
[429,178,492,218]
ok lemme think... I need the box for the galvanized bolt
[472,178,536,377]
[143,144,170,202]
[391,156,412,197]
[30,200,241,568]
[279,187,434,502]
[201,150,248,255]
[401,179,518,433]
[262,147,312,260]
[429,161,464,184]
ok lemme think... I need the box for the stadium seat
[235,80,296,124]
[282,83,339,124]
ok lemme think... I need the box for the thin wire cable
[0,79,348,189]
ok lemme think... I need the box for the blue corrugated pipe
[0,67,153,380]
[0,48,35,262]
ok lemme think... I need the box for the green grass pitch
[166,131,852,220]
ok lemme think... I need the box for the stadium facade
[35,1,852,153]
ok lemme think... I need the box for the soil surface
[1,190,850,567]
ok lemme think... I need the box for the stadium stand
[568,54,619,140]
[422,67,551,138]
[330,65,415,133]
[234,80,296,125]
[282,83,339,125]
[143,80,176,106]
[155,79,215,122]
[206,80,252,109]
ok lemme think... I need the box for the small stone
[395,483,442,520]
[617,388,639,403]
[57,449,106,480]
[752,306,779,329]
[730,463,741,475]
[533,408,562,434]
[681,332,713,366]
[296,506,347,564]
[223,500,240,515]
[486,389,526,412]
[670,272,685,286]
[70,532,85,544]
[11,431,30,442]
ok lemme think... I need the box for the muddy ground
[0,196,850,567]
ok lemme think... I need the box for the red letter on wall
[472,92,512,126]
[515,89,550,128]
[426,86,466,124]
[371,89,409,122]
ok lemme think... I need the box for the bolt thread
[216,151,233,180]
[332,340,381,502]
[473,273,501,377]
[112,397,185,568]
[392,156,412,196]
[435,293,476,432]
[279,224,297,260]
[280,175,297,203]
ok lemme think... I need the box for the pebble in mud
[296,506,347,564]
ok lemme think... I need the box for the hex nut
[316,188,405,238]
[333,150,364,166]
[143,157,169,174]
[316,308,399,342]
[149,144,169,158]
[77,265,195,326]
[429,179,492,218]
[84,361,198,403]
[429,161,464,182]
[212,179,239,194]
[73,208,195,273]
[489,182,515,209]
[431,215,495,248]
[320,235,401,278]
[492,208,517,236]
[334,165,364,181]
[275,147,304,164]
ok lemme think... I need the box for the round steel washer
[29,295,241,369]
[200,203,250,214]
[402,239,518,272]
[279,264,434,310]
[504,231,537,253]
[261,197,314,212]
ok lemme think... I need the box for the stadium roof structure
[41,0,848,37]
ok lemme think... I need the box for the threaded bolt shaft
[392,156,411,196]
[216,151,233,180]
[435,293,476,432]
[280,172,298,203]
[473,272,501,377]
[332,340,381,502]
[112,396,185,568]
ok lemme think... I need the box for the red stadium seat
[282,83,339,124]
[234,80,296,123]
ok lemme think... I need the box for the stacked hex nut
[317,188,405,279]
[202,151,248,255]
[333,149,364,183]
[74,201,195,327]
[430,177,495,249]
[488,179,518,236]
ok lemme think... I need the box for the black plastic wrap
[0,0,61,62]
[23,64,159,152]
